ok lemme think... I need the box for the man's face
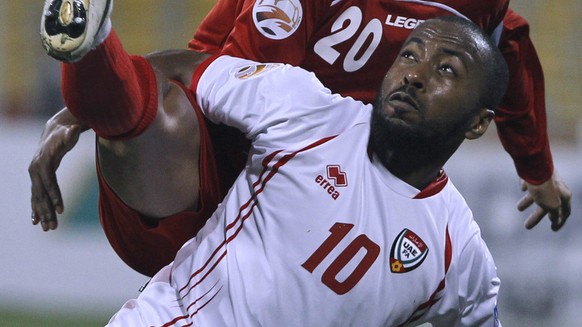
[371,20,487,154]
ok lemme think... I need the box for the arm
[194,56,369,149]
[29,108,88,231]
[496,9,571,231]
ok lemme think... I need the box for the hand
[29,108,87,231]
[517,172,572,231]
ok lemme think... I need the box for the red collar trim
[414,170,448,199]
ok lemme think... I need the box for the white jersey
[108,56,501,327]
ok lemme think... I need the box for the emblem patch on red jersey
[389,229,429,273]
[252,0,302,40]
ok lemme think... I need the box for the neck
[378,145,458,190]
[386,156,444,190]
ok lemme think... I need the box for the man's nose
[403,70,424,90]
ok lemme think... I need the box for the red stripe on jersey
[444,226,452,273]
[397,226,453,326]
[223,151,284,233]
[169,136,338,323]
[187,286,223,322]
[181,251,228,299]
[177,150,284,298]
[176,151,283,298]
[186,281,222,312]
[159,276,223,326]
[414,170,448,199]
[158,314,189,327]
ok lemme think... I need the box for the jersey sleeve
[495,9,553,185]
[192,55,369,149]
[197,0,331,65]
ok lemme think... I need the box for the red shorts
[97,83,248,277]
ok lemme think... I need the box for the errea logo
[314,165,347,200]
[252,0,303,40]
[327,165,347,186]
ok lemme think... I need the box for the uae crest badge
[389,228,429,273]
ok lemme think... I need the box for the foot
[40,0,113,62]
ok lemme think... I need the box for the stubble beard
[369,102,466,169]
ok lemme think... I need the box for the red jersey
[189,0,552,184]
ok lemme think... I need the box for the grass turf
[0,310,108,327]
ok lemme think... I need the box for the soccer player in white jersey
[78,15,505,326]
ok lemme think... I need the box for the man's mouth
[387,91,419,112]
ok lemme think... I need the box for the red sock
[62,29,158,140]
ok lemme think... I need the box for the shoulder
[196,56,312,96]
[441,0,509,33]
[436,179,481,245]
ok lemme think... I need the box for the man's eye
[439,65,455,74]
[401,51,415,60]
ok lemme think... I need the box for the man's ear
[465,108,495,140]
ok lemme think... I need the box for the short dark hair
[430,16,509,111]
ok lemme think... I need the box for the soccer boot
[40,0,113,62]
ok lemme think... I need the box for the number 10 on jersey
[302,222,380,295]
